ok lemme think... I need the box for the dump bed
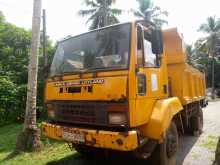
[163,28,206,105]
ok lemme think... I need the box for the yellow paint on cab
[46,75,128,101]
[139,97,183,141]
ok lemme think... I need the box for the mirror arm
[156,54,162,66]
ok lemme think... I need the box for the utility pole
[42,9,48,79]
[104,0,107,27]
[16,0,42,152]
[212,53,215,99]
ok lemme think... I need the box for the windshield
[50,23,131,77]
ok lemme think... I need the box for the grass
[191,152,201,159]
[1,123,180,165]
[0,123,74,165]
[200,135,218,152]
[0,123,150,165]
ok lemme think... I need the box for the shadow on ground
[46,135,199,165]
[177,135,199,164]
[46,152,149,165]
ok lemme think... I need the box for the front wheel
[151,122,179,165]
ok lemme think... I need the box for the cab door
[134,24,165,126]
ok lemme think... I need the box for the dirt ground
[177,101,220,165]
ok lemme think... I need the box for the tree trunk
[16,0,42,152]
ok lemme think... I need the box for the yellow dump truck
[42,20,207,164]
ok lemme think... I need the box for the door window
[143,32,157,67]
[137,26,143,66]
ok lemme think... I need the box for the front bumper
[42,122,139,151]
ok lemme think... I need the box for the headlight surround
[47,104,55,119]
[108,112,127,125]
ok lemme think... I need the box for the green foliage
[0,11,55,125]
[78,0,122,30]
[0,22,31,84]
[200,135,218,152]
[187,16,220,88]
[186,44,210,71]
[198,16,220,58]
[0,77,17,125]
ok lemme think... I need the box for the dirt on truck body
[42,20,207,165]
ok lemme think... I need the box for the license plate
[63,131,85,143]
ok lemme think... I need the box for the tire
[151,122,179,165]
[190,108,203,135]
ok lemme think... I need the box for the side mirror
[151,30,163,55]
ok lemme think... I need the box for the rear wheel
[190,108,203,135]
[151,122,179,165]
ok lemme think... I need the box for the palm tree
[198,16,220,99]
[186,45,196,66]
[78,0,122,30]
[186,44,209,72]
[0,11,5,23]
[133,0,168,28]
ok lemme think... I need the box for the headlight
[108,112,127,125]
[48,110,55,119]
[47,104,55,119]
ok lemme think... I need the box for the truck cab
[42,21,206,164]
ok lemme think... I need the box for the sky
[0,0,220,44]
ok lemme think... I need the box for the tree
[186,44,209,71]
[133,0,168,28]
[78,0,122,30]
[16,0,42,152]
[0,77,18,125]
[0,12,31,125]
[186,45,196,66]
[186,43,210,88]
[198,16,220,99]
[0,10,55,125]
[0,11,5,23]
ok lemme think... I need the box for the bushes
[0,11,54,125]
[0,77,18,125]
[0,76,48,125]
[0,77,29,125]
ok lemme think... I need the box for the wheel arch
[139,97,183,141]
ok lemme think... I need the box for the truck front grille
[53,102,108,125]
